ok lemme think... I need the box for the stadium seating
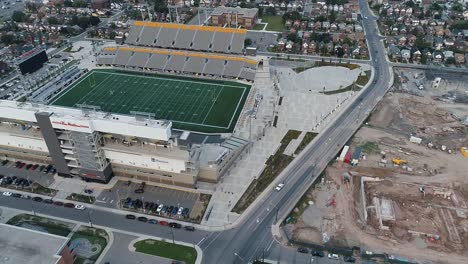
[96,47,257,81]
[125,21,247,54]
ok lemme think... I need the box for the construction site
[287,69,468,263]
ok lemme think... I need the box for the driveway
[100,232,173,264]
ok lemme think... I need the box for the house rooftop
[210,7,259,19]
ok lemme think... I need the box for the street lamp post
[31,200,36,216]
[170,226,175,244]
[234,253,245,262]
[87,210,93,228]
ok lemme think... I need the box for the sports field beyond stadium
[50,69,251,133]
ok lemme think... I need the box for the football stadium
[50,69,251,133]
[0,21,259,186]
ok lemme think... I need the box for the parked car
[31,164,38,170]
[64,203,75,208]
[183,226,195,231]
[177,207,183,215]
[32,197,43,202]
[43,199,53,204]
[161,205,168,214]
[75,204,86,210]
[14,161,21,168]
[148,219,158,224]
[126,214,136,220]
[182,208,190,217]
[21,194,31,199]
[18,162,26,169]
[11,193,22,198]
[169,222,182,229]
[159,221,169,226]
[53,201,64,206]
[167,206,174,215]
[328,253,340,260]
[344,256,356,263]
[297,248,309,254]
[1,159,8,166]
[156,204,164,213]
[137,216,148,222]
[43,165,52,174]
[312,250,325,257]
[25,164,32,170]
[84,189,93,194]
[172,206,178,216]
[49,168,56,174]
[38,165,46,172]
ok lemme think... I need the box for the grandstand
[125,21,247,54]
[96,46,257,81]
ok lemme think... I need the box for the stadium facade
[0,100,247,187]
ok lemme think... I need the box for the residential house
[401,49,411,61]
[388,44,402,60]
[302,42,309,54]
[443,50,454,62]
[455,53,465,64]
[308,41,317,54]
[432,51,443,63]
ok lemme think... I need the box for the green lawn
[7,214,72,237]
[253,23,267,30]
[66,193,95,204]
[50,69,250,133]
[260,15,284,32]
[134,239,197,264]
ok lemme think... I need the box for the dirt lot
[289,70,468,263]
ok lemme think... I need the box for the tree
[420,54,428,64]
[153,0,168,13]
[11,11,26,22]
[240,0,247,8]
[71,15,79,26]
[282,11,301,24]
[317,15,326,22]
[329,11,337,23]
[48,16,59,25]
[1,34,15,45]
[64,0,73,7]
[89,16,100,26]
[429,3,442,11]
[109,31,117,39]
[287,32,300,43]
[451,3,463,13]
[73,0,87,8]
[244,38,252,47]
[78,16,90,29]
[445,57,455,65]
[404,0,415,8]
[265,7,276,16]
[193,0,200,7]
[335,46,345,57]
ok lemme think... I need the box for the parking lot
[97,181,199,211]
[0,160,55,188]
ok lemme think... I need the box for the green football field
[50,69,251,133]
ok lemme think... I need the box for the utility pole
[170,226,175,244]
[87,210,93,228]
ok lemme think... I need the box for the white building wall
[103,149,187,173]
[0,132,49,152]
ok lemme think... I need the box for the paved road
[101,232,173,264]
[0,195,209,245]
[200,0,392,263]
